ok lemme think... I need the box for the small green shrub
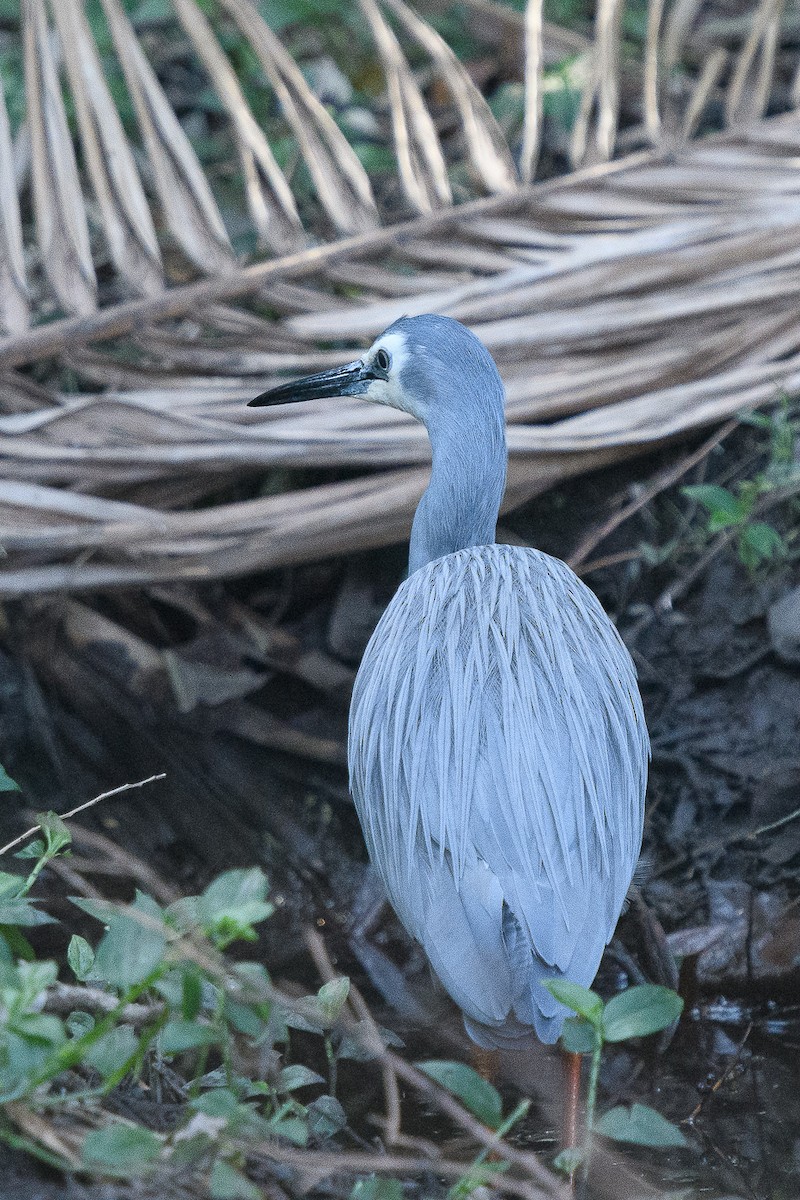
[682,400,800,572]
[545,978,687,1179]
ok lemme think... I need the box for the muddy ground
[0,422,799,1199]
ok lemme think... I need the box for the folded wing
[349,544,648,1044]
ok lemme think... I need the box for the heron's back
[348,544,648,1045]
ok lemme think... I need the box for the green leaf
[283,1009,325,1035]
[559,1016,596,1055]
[307,1094,346,1139]
[417,1061,502,1129]
[82,1124,162,1175]
[553,1147,584,1176]
[0,898,58,927]
[93,897,166,988]
[197,868,274,947]
[0,872,24,900]
[0,926,35,961]
[210,1159,261,1200]
[739,522,785,568]
[0,762,20,791]
[14,839,45,859]
[0,871,23,898]
[594,1103,689,1148]
[36,811,71,856]
[85,1025,139,1079]
[225,999,267,1038]
[15,959,58,1006]
[13,1012,66,1048]
[67,935,95,982]
[279,1064,325,1092]
[267,1113,308,1145]
[602,986,683,1042]
[66,1010,95,1039]
[190,1088,241,1120]
[316,977,350,1023]
[0,931,16,963]
[69,896,120,923]
[350,1176,404,1200]
[230,960,271,1002]
[683,484,747,528]
[160,1020,220,1054]
[153,966,188,1008]
[0,1022,66,1097]
[181,968,203,1020]
[543,980,604,1025]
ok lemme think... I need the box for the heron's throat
[408,412,507,575]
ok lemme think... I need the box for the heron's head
[248,314,504,428]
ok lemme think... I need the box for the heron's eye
[374,348,391,372]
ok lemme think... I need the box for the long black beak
[249,359,371,407]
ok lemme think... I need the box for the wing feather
[348,544,649,1045]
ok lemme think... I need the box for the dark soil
[0,424,798,1199]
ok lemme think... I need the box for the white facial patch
[362,331,424,420]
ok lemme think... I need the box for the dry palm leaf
[0,78,28,334]
[570,0,623,165]
[98,0,235,275]
[50,0,164,297]
[521,0,544,183]
[23,0,97,315]
[725,0,786,125]
[219,0,379,236]
[384,0,517,194]
[170,0,304,253]
[0,1,799,595]
[0,0,796,315]
[2,112,800,594]
[360,0,452,212]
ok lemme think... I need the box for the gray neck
[408,404,507,575]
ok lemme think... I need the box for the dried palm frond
[0,74,27,334]
[1,108,800,595]
[2,0,799,330]
[98,0,235,274]
[23,0,98,315]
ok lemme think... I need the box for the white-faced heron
[250,315,648,1063]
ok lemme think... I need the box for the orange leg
[562,1049,582,1151]
[470,1045,501,1084]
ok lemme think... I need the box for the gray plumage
[250,314,649,1048]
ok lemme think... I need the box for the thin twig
[303,927,567,1198]
[304,927,402,1148]
[568,421,737,571]
[249,1143,554,1200]
[0,774,166,857]
[65,822,182,905]
[684,1023,752,1122]
[748,805,800,839]
[43,983,163,1025]
[654,474,800,614]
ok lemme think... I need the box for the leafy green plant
[350,1176,403,1200]
[544,980,686,1178]
[418,1060,503,1129]
[416,1060,529,1198]
[0,813,382,1187]
[682,483,785,572]
[0,763,19,793]
[682,399,799,572]
[0,804,535,1194]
